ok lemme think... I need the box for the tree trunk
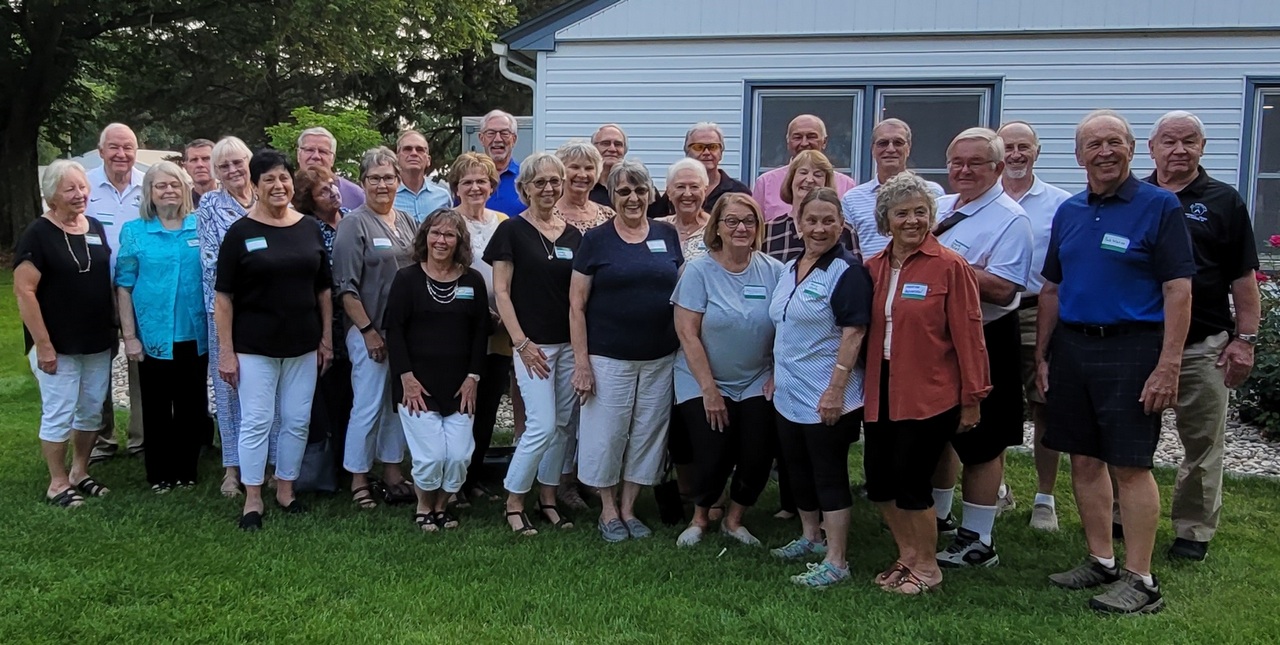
[0,117,42,248]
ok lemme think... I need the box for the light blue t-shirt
[670,252,785,404]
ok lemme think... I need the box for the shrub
[1237,235,1280,438]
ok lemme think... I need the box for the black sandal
[432,510,459,529]
[537,503,574,529]
[238,511,263,531]
[47,487,84,508]
[381,480,415,505]
[506,510,538,536]
[414,512,438,532]
[74,477,109,497]
[352,485,379,509]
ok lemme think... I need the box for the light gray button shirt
[332,204,417,331]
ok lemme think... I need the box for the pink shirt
[753,166,858,222]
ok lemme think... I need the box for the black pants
[313,356,353,463]
[465,353,512,487]
[137,341,208,485]
[776,410,860,513]
[864,362,959,510]
[679,396,776,508]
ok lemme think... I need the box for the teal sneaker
[790,561,850,588]
[770,537,828,560]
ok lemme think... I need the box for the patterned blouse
[196,190,251,314]
[657,213,710,261]
[560,203,616,234]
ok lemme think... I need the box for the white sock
[998,482,1009,498]
[961,501,998,546]
[1137,572,1155,587]
[933,488,955,519]
[1034,493,1056,509]
[1091,554,1116,569]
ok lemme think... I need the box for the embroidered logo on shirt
[743,285,768,300]
[1100,233,1130,253]
[1186,203,1209,223]
[646,240,668,253]
[245,237,268,252]
[901,283,928,300]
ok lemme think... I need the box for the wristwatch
[359,321,376,334]
[1235,333,1259,346]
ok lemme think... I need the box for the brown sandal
[875,562,910,587]
[884,567,940,595]
[352,484,379,509]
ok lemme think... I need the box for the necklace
[52,218,91,273]
[427,275,457,304]
[530,212,563,260]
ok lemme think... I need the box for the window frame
[1242,79,1280,220]
[749,88,863,180]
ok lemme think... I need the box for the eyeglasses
[722,217,758,229]
[364,174,398,186]
[946,160,997,171]
[688,142,723,154]
[400,146,429,154]
[530,178,562,190]
[594,139,625,149]
[299,146,334,157]
[428,230,458,241]
[874,138,909,149]
[480,129,515,140]
[614,186,650,198]
[216,158,248,172]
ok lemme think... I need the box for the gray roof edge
[499,0,626,52]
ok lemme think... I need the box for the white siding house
[499,0,1280,247]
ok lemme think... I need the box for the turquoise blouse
[115,215,208,359]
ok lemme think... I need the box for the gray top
[332,205,418,331]
[670,252,784,403]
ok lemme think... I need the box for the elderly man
[590,124,628,207]
[393,129,451,222]
[1037,109,1194,614]
[478,109,524,218]
[841,118,944,256]
[648,122,750,217]
[995,121,1073,531]
[929,127,1033,570]
[183,138,218,204]
[298,127,364,209]
[752,114,858,221]
[1144,110,1260,562]
[86,123,146,461]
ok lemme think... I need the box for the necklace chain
[55,219,91,273]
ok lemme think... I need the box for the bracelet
[834,363,851,373]
[467,373,481,383]
[514,338,531,353]
[359,321,375,334]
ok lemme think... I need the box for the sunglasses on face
[688,142,723,154]
[614,186,650,198]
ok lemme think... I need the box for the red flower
[1259,270,1271,283]
[1270,234,1280,248]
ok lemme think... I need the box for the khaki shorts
[1018,307,1045,405]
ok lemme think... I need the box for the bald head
[786,114,828,157]
[98,123,138,186]
[997,121,1040,181]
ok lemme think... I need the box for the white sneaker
[676,525,704,547]
[721,524,761,547]
[1029,503,1059,531]
[996,485,1016,515]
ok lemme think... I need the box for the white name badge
[902,283,928,300]
[187,238,200,247]
[372,237,393,250]
[456,286,475,300]
[85,234,103,246]
[245,237,268,252]
[743,285,769,300]
[1101,233,1130,253]
[554,246,574,260]
[802,285,824,300]
[646,239,667,253]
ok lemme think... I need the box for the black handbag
[294,437,338,493]
[653,465,685,526]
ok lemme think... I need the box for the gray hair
[666,157,709,188]
[41,159,88,202]
[684,122,725,148]
[97,123,136,149]
[358,146,400,182]
[607,158,656,199]
[872,118,913,145]
[874,172,938,236]
[946,127,1004,164]
[1076,109,1136,147]
[1150,110,1206,141]
[139,161,195,220]
[555,139,603,177]
[211,136,252,170]
[592,124,629,148]
[997,120,1040,147]
[515,152,566,206]
[395,129,428,151]
[297,127,337,152]
[481,109,518,134]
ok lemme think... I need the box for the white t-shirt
[884,266,900,359]
[1007,176,1072,296]
[936,182,1034,322]
[85,166,144,276]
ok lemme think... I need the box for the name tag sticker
[646,240,667,253]
[187,238,200,247]
[949,240,970,254]
[1101,233,1130,253]
[456,286,475,300]
[372,237,393,250]
[245,237,268,252]
[743,285,769,300]
[85,234,103,246]
[802,285,824,300]
[902,283,928,299]
[554,246,574,260]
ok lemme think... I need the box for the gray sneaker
[1089,571,1164,614]
[1049,559,1121,590]
[598,518,629,543]
[1029,503,1059,532]
[624,517,653,539]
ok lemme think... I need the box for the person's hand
[763,374,775,401]
[218,350,239,389]
[490,308,504,331]
[517,340,550,380]
[362,328,386,363]
[318,338,333,374]
[35,343,57,375]
[1139,361,1180,415]
[401,373,429,415]
[957,404,981,433]
[703,390,729,431]
[123,337,145,362]
[572,359,595,404]
[1036,358,1050,399]
[818,385,843,426]
[1218,338,1255,389]
[457,375,478,416]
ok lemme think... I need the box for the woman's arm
[494,260,548,379]
[458,277,490,415]
[317,288,333,373]
[816,325,867,426]
[14,262,56,374]
[115,225,143,361]
[569,270,594,401]
[214,292,238,388]
[675,305,729,430]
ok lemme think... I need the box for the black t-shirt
[14,217,117,355]
[384,265,490,415]
[1145,168,1259,343]
[589,183,612,209]
[215,216,332,357]
[647,169,751,218]
[482,217,582,345]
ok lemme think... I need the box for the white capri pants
[237,352,317,486]
[400,407,475,493]
[504,342,576,495]
[29,349,111,443]
[344,326,406,474]
[577,353,675,488]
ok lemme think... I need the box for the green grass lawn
[2,270,1280,644]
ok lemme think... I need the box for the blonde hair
[139,161,195,220]
[780,150,836,204]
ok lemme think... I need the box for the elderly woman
[332,147,419,509]
[763,150,859,264]
[15,160,116,507]
[863,172,990,594]
[671,193,783,547]
[386,209,490,531]
[556,140,616,233]
[768,187,873,588]
[116,162,207,493]
[657,158,712,260]
[484,152,582,536]
[571,159,684,542]
[649,122,750,217]
[215,149,333,530]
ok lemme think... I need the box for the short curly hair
[447,152,499,195]
[873,172,938,236]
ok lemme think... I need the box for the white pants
[578,354,675,488]
[344,326,405,473]
[29,349,111,443]
[504,342,576,495]
[400,408,475,493]
[237,352,317,486]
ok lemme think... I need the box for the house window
[1248,86,1280,260]
[753,90,861,176]
[876,88,991,186]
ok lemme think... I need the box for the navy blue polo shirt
[1042,174,1195,325]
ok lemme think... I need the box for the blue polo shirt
[485,160,524,218]
[395,180,452,223]
[1042,174,1195,325]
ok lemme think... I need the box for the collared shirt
[863,235,991,422]
[395,179,453,223]
[85,165,145,276]
[1144,167,1259,344]
[841,174,945,258]
[936,183,1034,322]
[754,166,858,222]
[769,243,873,424]
[1009,176,1072,296]
[114,215,207,359]
[763,216,862,266]
[337,176,365,210]
[647,169,751,218]
[196,190,251,313]
[331,205,418,332]
[486,160,524,218]
[1043,174,1197,326]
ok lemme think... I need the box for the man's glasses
[480,129,515,140]
[299,146,334,157]
[688,142,723,154]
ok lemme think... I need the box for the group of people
[18,105,1259,615]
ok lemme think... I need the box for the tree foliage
[266,107,385,177]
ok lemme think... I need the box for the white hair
[666,157,709,188]
[946,127,1004,164]
[97,123,136,149]
[592,124,629,148]
[41,159,88,201]
[555,139,603,177]
[139,161,194,220]
[297,127,337,152]
[211,136,252,170]
[1150,110,1206,140]
[1076,109,1136,146]
[481,109,518,133]
[684,122,725,148]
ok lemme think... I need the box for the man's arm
[975,270,1018,306]
[1139,277,1192,414]
[1219,270,1262,388]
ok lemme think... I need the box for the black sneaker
[937,528,999,568]
[1167,537,1208,561]
[1089,571,1164,614]
[937,513,960,538]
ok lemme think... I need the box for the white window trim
[1247,88,1280,220]
[749,88,862,181]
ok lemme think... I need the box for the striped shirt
[841,174,945,258]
